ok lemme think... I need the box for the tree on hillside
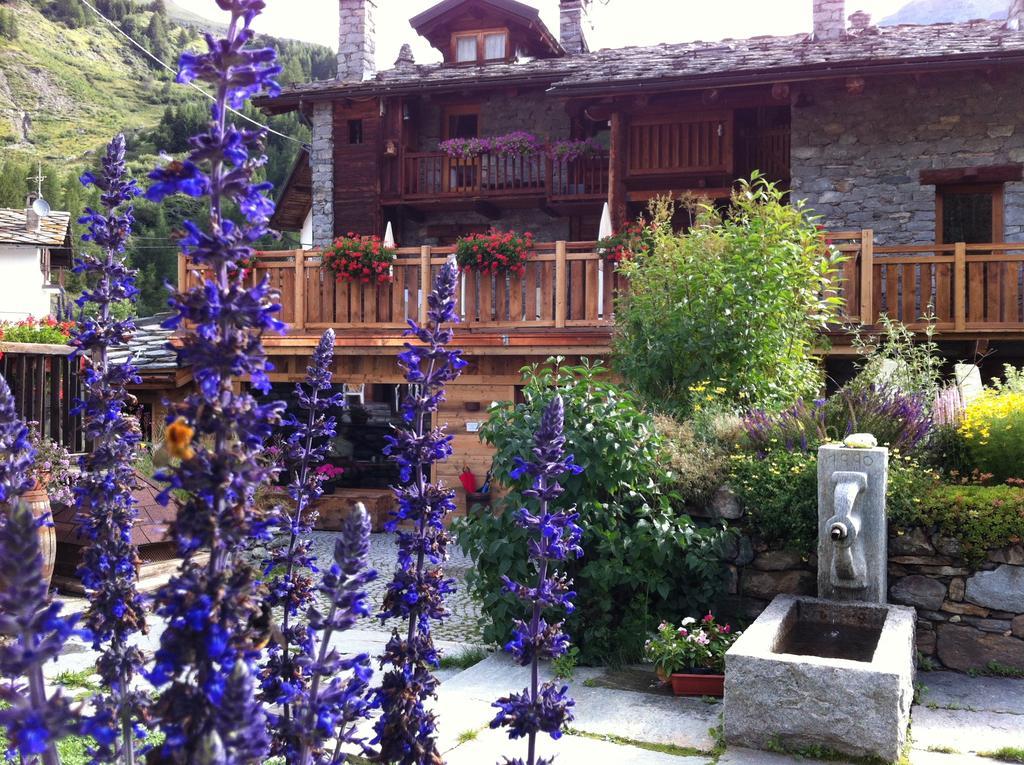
[50,0,90,27]
[144,10,171,65]
[150,0,164,14]
[0,8,19,38]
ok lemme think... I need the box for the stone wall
[310,102,335,248]
[396,207,571,247]
[790,71,1024,244]
[702,487,1024,673]
[416,91,570,153]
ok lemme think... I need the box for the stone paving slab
[908,752,992,765]
[915,671,1024,715]
[442,727,712,765]
[717,748,853,764]
[911,706,1024,755]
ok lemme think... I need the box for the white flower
[680,617,696,626]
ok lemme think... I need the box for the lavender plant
[259,329,377,762]
[142,1,285,760]
[72,132,149,765]
[0,374,81,765]
[491,394,583,765]
[374,261,467,765]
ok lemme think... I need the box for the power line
[77,0,304,146]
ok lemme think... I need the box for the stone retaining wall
[700,487,1024,673]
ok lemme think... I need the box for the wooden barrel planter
[19,481,57,587]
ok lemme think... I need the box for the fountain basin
[724,594,915,762]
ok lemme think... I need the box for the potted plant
[439,131,541,160]
[596,221,657,264]
[645,613,739,697]
[322,233,396,284]
[20,426,76,587]
[0,315,76,346]
[546,137,604,164]
[454,229,534,276]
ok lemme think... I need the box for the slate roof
[0,208,72,248]
[260,19,1024,110]
[108,313,178,373]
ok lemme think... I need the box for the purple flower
[0,386,81,763]
[373,261,466,765]
[73,133,149,763]
[145,2,285,760]
[492,395,583,765]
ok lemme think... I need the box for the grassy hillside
[0,0,179,160]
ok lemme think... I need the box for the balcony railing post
[954,241,967,331]
[293,249,305,331]
[555,241,567,328]
[419,245,431,325]
[859,229,874,323]
[177,251,187,292]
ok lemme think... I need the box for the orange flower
[165,417,196,461]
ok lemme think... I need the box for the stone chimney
[848,9,871,31]
[337,0,376,82]
[25,207,40,233]
[1008,0,1024,30]
[394,43,415,71]
[813,0,846,40]
[559,0,592,54]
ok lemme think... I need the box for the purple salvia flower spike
[73,132,149,765]
[0,373,81,765]
[491,395,583,765]
[374,260,467,765]
[144,2,284,761]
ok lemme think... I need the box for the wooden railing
[830,231,1024,331]
[177,233,1024,338]
[0,342,85,452]
[390,151,610,202]
[180,242,626,332]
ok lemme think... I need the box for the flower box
[668,671,724,697]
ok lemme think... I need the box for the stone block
[961,616,1013,633]
[751,550,804,571]
[890,528,935,556]
[740,569,815,601]
[890,575,946,611]
[948,576,965,602]
[965,565,1024,612]
[917,628,937,654]
[940,601,990,617]
[989,544,1024,565]
[1013,614,1024,637]
[709,485,744,519]
[725,595,915,762]
[936,624,1024,672]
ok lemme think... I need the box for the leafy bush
[0,316,75,345]
[614,174,842,415]
[729,450,938,554]
[849,312,944,403]
[653,414,728,506]
[645,613,739,676]
[741,384,932,455]
[595,220,656,263]
[456,359,729,666]
[890,484,1024,566]
[959,390,1024,482]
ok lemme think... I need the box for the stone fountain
[724,444,916,762]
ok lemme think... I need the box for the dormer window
[452,29,508,63]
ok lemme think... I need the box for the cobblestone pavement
[308,530,485,644]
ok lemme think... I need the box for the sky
[173,0,912,67]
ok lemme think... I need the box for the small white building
[0,206,72,322]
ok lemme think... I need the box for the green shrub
[455,359,729,666]
[959,390,1024,482]
[652,414,727,506]
[729,450,938,555]
[614,174,843,415]
[891,484,1024,566]
[848,312,944,402]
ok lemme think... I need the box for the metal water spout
[817,444,889,604]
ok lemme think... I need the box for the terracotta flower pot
[17,480,57,587]
[668,672,724,698]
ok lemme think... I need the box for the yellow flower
[165,417,196,461]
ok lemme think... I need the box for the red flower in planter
[454,229,534,275]
[322,234,396,284]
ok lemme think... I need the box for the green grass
[456,728,479,745]
[438,645,489,670]
[968,661,1024,679]
[980,748,1024,764]
[927,745,959,754]
[566,728,714,758]
[53,669,100,691]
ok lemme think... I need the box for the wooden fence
[180,242,626,332]
[0,343,85,452]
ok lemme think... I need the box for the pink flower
[677,627,688,637]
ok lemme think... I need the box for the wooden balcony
[176,232,1024,360]
[384,152,610,205]
[179,242,624,355]
[830,231,1024,338]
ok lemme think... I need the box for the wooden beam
[859,229,873,323]
[419,245,431,325]
[293,249,305,331]
[474,201,502,220]
[554,240,567,329]
[608,111,627,228]
[954,241,967,331]
[920,164,1023,185]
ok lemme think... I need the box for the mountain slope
[880,0,1007,25]
[0,0,176,160]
